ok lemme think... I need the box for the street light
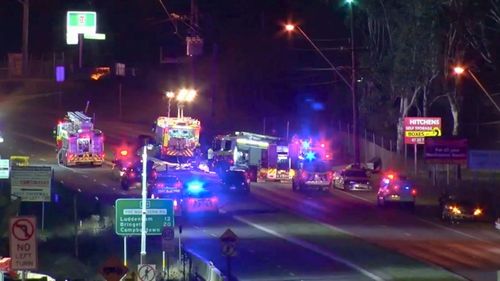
[165,91,175,118]
[285,20,360,164]
[453,65,500,113]
[176,88,197,118]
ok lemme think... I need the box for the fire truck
[265,144,293,182]
[212,132,281,181]
[153,116,201,163]
[55,111,104,166]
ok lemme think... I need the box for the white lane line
[332,187,489,243]
[82,174,89,178]
[39,158,47,162]
[101,183,108,188]
[235,215,385,281]
[415,217,488,243]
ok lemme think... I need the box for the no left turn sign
[9,216,38,270]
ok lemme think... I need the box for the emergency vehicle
[55,111,104,166]
[153,116,201,162]
[265,144,293,182]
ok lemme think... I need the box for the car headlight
[473,208,482,216]
[448,206,461,214]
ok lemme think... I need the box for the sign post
[220,228,238,280]
[404,117,442,175]
[161,226,175,278]
[9,217,37,271]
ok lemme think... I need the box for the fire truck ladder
[66,111,92,130]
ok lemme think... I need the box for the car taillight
[301,172,308,179]
[156,183,165,188]
[327,172,333,180]
[129,172,136,178]
[411,189,417,196]
[393,185,399,191]
[211,197,218,203]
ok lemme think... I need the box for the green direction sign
[115,199,174,236]
[66,11,97,35]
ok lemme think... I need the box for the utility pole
[349,1,360,165]
[18,0,30,76]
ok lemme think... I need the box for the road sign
[0,159,9,179]
[221,243,237,257]
[161,226,176,253]
[83,33,106,40]
[220,228,238,243]
[162,226,174,240]
[425,138,468,164]
[99,256,128,281]
[468,150,500,171]
[9,216,37,270]
[66,11,97,35]
[404,117,442,145]
[11,166,52,202]
[137,264,156,281]
[115,199,174,236]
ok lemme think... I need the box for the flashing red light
[325,154,331,159]
[120,149,128,157]
[156,183,165,188]
[301,171,308,179]
[129,172,136,178]
[411,189,417,196]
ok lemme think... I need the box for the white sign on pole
[0,159,9,179]
[9,216,38,270]
[115,63,126,76]
[137,264,156,281]
[11,166,52,202]
[66,11,97,35]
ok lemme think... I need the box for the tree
[359,0,442,152]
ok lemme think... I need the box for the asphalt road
[1,82,499,281]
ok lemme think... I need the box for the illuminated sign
[404,117,442,145]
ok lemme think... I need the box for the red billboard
[404,117,442,145]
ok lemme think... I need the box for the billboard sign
[425,138,468,164]
[468,150,500,171]
[404,117,442,145]
[66,11,97,35]
[11,166,52,202]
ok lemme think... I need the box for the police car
[377,173,417,208]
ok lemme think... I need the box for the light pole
[165,91,175,118]
[454,66,500,113]
[176,88,197,118]
[140,141,153,264]
[346,0,360,165]
[285,21,359,164]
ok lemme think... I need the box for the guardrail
[184,248,227,281]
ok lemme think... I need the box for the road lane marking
[415,218,488,243]
[101,183,108,188]
[39,158,47,162]
[82,174,89,178]
[234,215,385,281]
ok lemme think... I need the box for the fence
[183,248,226,281]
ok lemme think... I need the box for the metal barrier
[184,249,226,281]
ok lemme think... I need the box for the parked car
[292,161,332,192]
[149,174,183,198]
[181,181,219,215]
[333,166,371,191]
[221,170,250,193]
[119,160,156,190]
[439,193,485,223]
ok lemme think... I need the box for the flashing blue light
[187,180,204,193]
[404,186,410,190]
[305,151,316,161]
[302,141,310,150]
